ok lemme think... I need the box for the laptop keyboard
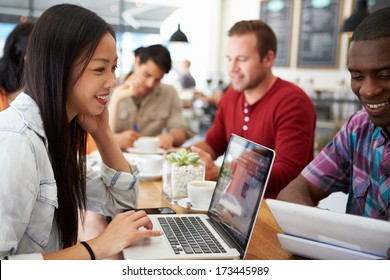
[158,216,227,255]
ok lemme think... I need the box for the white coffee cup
[133,137,160,153]
[187,180,216,210]
[136,155,164,174]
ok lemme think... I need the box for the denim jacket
[0,93,139,260]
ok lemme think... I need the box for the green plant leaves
[167,148,200,165]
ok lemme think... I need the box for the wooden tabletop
[138,180,299,260]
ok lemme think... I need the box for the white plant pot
[162,161,205,204]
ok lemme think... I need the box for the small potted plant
[162,148,205,204]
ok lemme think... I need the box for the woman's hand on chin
[77,106,109,134]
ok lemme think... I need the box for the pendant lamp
[341,0,370,32]
[169,24,188,43]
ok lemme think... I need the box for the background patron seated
[108,44,191,151]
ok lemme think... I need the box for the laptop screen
[208,134,275,257]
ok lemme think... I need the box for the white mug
[187,180,216,209]
[136,155,164,174]
[133,137,160,153]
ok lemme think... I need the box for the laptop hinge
[207,218,241,252]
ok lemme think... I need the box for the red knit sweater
[205,78,317,198]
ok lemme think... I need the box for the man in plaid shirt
[278,7,390,258]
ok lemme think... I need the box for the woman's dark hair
[228,20,277,60]
[0,22,34,94]
[23,4,115,248]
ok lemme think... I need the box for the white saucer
[177,198,208,212]
[127,148,165,155]
[139,172,162,181]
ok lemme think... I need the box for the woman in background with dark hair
[0,4,161,260]
[0,21,34,111]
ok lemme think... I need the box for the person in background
[278,8,390,221]
[0,21,34,111]
[0,4,161,260]
[191,20,316,199]
[178,59,196,89]
[108,44,191,150]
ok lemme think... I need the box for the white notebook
[267,199,390,259]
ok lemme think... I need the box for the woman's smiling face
[66,32,118,122]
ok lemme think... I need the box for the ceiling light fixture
[169,24,188,43]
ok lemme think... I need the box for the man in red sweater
[191,20,316,198]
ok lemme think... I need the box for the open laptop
[123,134,275,260]
[266,199,390,259]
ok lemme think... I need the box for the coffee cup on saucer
[187,180,216,210]
[136,154,164,175]
[133,137,160,154]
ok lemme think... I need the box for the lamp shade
[341,0,370,32]
[169,24,188,43]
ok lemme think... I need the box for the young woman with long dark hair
[0,4,162,260]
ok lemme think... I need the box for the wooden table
[138,180,299,260]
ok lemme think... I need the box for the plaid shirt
[302,110,390,221]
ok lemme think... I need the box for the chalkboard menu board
[298,0,342,67]
[260,0,293,66]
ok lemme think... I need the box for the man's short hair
[352,7,390,42]
[136,44,172,73]
[228,20,277,60]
